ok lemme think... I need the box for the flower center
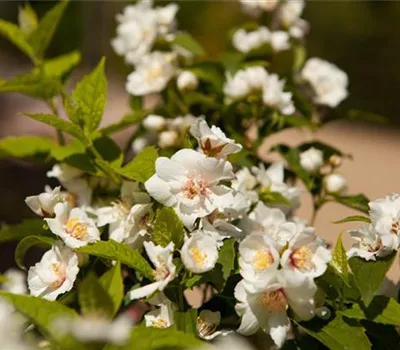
[152,262,170,281]
[252,249,274,271]
[65,218,88,240]
[200,138,227,157]
[51,263,66,288]
[391,221,400,235]
[112,200,131,216]
[197,317,218,338]
[147,66,163,81]
[182,176,208,200]
[259,290,287,313]
[290,246,315,271]
[151,318,169,328]
[190,248,207,268]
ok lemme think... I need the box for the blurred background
[1,1,400,284]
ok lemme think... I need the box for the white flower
[270,31,290,52]
[223,70,252,101]
[181,231,219,273]
[235,276,315,348]
[369,194,400,237]
[301,58,349,107]
[177,70,199,91]
[323,173,347,194]
[54,314,132,344]
[232,27,270,53]
[190,119,242,158]
[231,167,259,203]
[145,149,234,229]
[1,269,27,295]
[239,234,280,292]
[262,74,295,115]
[158,130,179,148]
[46,202,100,248]
[239,0,279,17]
[126,52,176,96]
[47,164,83,183]
[347,224,398,261]
[279,0,305,27]
[129,242,176,300]
[143,114,167,131]
[25,186,63,217]
[168,114,198,131]
[28,243,79,301]
[299,147,324,173]
[145,302,174,328]
[281,230,331,285]
[288,19,309,39]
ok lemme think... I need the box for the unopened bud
[324,173,347,194]
[143,115,166,132]
[329,154,342,168]
[299,147,324,173]
[158,130,178,148]
[177,71,198,92]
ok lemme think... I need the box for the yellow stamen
[65,218,88,240]
[252,249,274,271]
[152,318,168,328]
[51,263,65,288]
[290,246,315,271]
[259,290,287,313]
[190,248,207,268]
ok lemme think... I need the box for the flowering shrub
[0,1,398,349]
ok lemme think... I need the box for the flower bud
[177,71,198,92]
[329,154,342,168]
[132,137,149,154]
[324,173,347,194]
[143,115,166,132]
[158,130,178,148]
[299,147,324,173]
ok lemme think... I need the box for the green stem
[88,143,122,185]
[46,99,65,146]
[178,285,185,312]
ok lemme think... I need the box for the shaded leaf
[348,109,389,124]
[217,238,236,283]
[173,33,205,56]
[153,207,184,249]
[15,235,55,270]
[0,219,51,243]
[100,113,145,135]
[99,262,124,316]
[18,3,38,36]
[174,309,197,334]
[333,215,371,224]
[334,194,370,213]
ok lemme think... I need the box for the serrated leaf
[342,296,400,326]
[173,309,197,334]
[99,262,124,316]
[296,314,371,350]
[72,57,107,133]
[76,240,153,280]
[0,291,85,350]
[153,207,184,249]
[0,135,56,160]
[24,113,86,141]
[117,146,158,183]
[334,194,370,214]
[349,252,396,306]
[15,235,55,270]
[18,3,38,36]
[333,215,371,224]
[28,0,69,59]
[173,33,205,56]
[42,51,81,78]
[330,232,349,285]
[99,112,145,135]
[0,20,36,62]
[78,273,114,318]
[218,238,235,283]
[0,219,52,243]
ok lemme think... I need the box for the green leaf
[15,235,55,270]
[349,252,396,306]
[105,325,204,350]
[173,309,197,334]
[28,0,69,59]
[51,139,86,161]
[153,207,184,249]
[334,194,370,214]
[333,215,371,224]
[99,262,124,316]
[0,274,8,284]
[0,219,52,243]
[330,232,349,285]
[24,113,86,141]
[0,71,63,99]
[0,20,36,62]
[342,296,400,326]
[18,3,38,36]
[348,109,389,124]
[76,240,153,280]
[42,51,81,78]
[173,33,205,56]
[92,135,123,168]
[259,190,291,206]
[297,314,371,350]
[220,51,245,73]
[0,291,85,350]
[189,62,224,90]
[78,273,114,318]
[99,112,145,135]
[218,238,235,283]
[184,274,203,289]
[117,146,158,183]
[72,57,107,133]
[0,135,56,160]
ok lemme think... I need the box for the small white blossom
[168,114,198,131]
[181,231,219,273]
[323,173,347,194]
[25,186,63,216]
[177,70,199,91]
[262,74,295,115]
[231,167,259,203]
[270,31,290,52]
[239,0,279,17]
[126,52,176,96]
[129,242,176,300]
[289,18,309,39]
[145,149,234,229]
[1,269,27,295]
[158,130,179,148]
[299,147,324,173]
[223,70,253,101]
[54,314,132,344]
[145,302,174,328]
[46,202,100,248]
[190,119,242,158]
[369,194,400,238]
[232,27,270,53]
[143,114,167,132]
[301,58,349,107]
[279,0,305,27]
[28,243,79,301]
